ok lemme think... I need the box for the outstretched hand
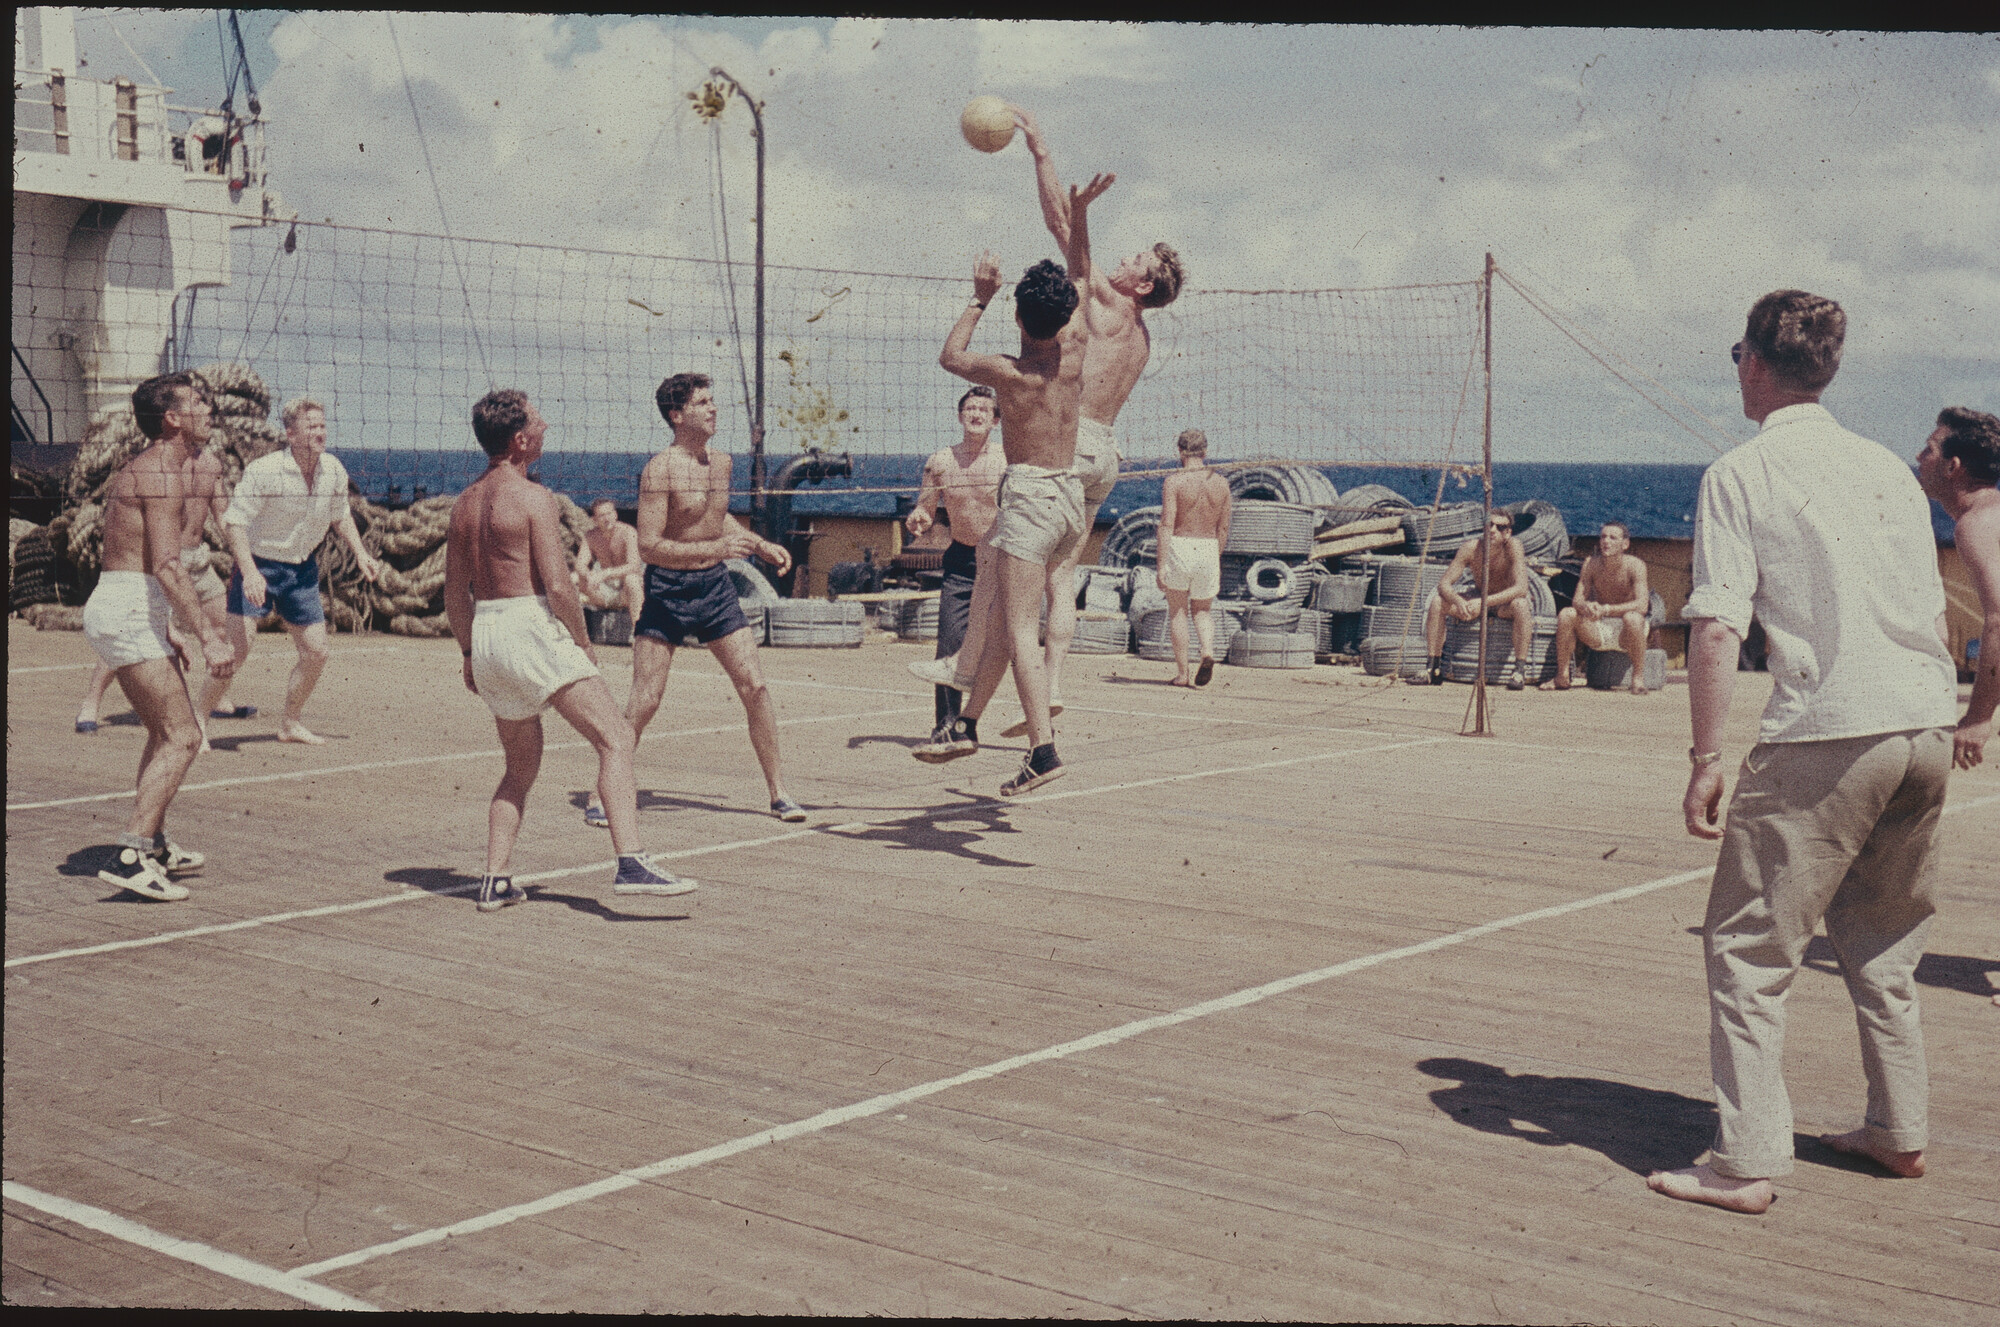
[1008,103,1043,147]
[1072,172,1115,208]
[972,250,1002,305]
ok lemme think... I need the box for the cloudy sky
[68,13,2000,464]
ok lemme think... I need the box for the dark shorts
[228,554,325,627]
[636,562,749,647]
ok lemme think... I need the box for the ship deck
[5,623,1996,1318]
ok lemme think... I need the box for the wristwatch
[1689,748,1723,767]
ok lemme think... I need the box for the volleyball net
[17,208,1489,503]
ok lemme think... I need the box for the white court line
[22,788,1999,1303]
[3,735,1434,970]
[287,860,1722,1281]
[1,1180,378,1311]
[7,647,402,676]
[4,705,922,812]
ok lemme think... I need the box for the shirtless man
[994,104,1184,732]
[574,498,645,618]
[620,371,804,823]
[1544,520,1652,693]
[907,386,1005,762]
[77,372,235,901]
[1157,428,1232,687]
[1915,405,2000,771]
[76,426,241,740]
[1421,511,1535,689]
[938,173,1112,795]
[443,389,692,912]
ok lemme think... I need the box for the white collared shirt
[1684,402,1955,743]
[224,448,352,564]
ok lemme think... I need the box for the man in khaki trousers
[1650,289,1959,1214]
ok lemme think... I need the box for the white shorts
[1577,615,1626,651]
[987,465,1085,568]
[470,595,599,721]
[1158,535,1221,599]
[84,571,174,669]
[1073,416,1122,508]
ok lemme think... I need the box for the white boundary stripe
[4,705,922,812]
[3,736,1431,970]
[7,647,403,676]
[289,861,1722,1281]
[1,827,826,970]
[2,1180,378,1311]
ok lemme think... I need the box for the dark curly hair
[656,371,712,426]
[1014,259,1079,342]
[132,371,205,441]
[1743,290,1845,394]
[1936,406,2000,487]
[472,389,532,458]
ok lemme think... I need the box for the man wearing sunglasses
[1420,511,1534,689]
[1649,290,1956,1215]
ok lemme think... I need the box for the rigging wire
[1492,264,1736,456]
[386,13,491,382]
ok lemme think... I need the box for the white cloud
[973,20,1163,89]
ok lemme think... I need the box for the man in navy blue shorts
[211,397,380,744]
[608,372,805,825]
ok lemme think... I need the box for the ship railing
[13,68,269,191]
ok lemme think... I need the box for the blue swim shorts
[227,554,326,627]
[635,562,749,646]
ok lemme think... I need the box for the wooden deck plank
[8,622,1996,1315]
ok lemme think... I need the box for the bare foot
[278,723,327,746]
[1629,682,1649,695]
[1538,677,1571,691]
[1170,677,1194,688]
[1818,1129,1925,1177]
[1645,1163,1774,1213]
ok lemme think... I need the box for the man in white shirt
[1648,290,1958,1215]
[204,398,380,744]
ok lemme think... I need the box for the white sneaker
[99,847,190,902]
[907,656,964,689]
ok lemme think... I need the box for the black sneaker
[1000,744,1065,797]
[476,874,528,912]
[1427,656,1446,687]
[99,847,190,901]
[612,855,698,897]
[914,718,977,763]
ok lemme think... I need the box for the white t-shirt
[1683,403,1955,743]
[224,449,351,564]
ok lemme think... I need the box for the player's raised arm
[1066,173,1114,294]
[939,251,1012,385]
[1012,105,1072,250]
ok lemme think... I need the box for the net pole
[1470,252,1495,737]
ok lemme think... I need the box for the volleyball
[960,96,1016,153]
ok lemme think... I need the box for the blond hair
[281,397,326,431]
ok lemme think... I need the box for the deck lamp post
[689,68,767,530]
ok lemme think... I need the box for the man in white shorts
[941,172,1112,795]
[1545,520,1652,692]
[574,497,645,618]
[444,389,693,912]
[1000,103,1184,731]
[1156,428,1232,687]
[79,372,237,901]
[76,422,241,739]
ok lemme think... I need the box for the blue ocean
[329,450,1957,545]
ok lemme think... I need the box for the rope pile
[22,363,596,637]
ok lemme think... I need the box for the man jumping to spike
[936,171,1112,795]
